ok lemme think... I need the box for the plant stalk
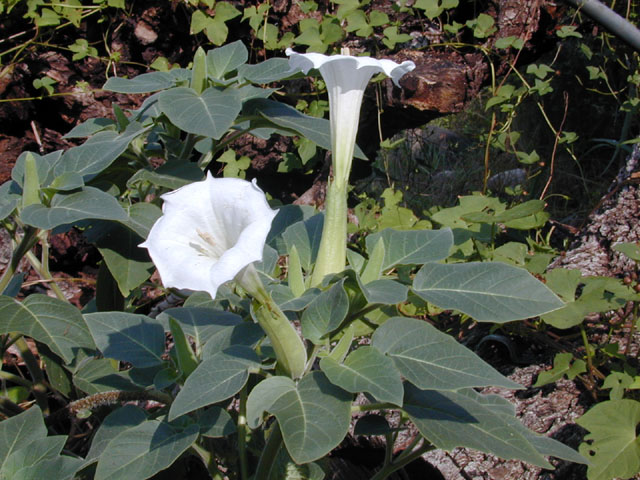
[254,422,283,480]
[311,179,348,286]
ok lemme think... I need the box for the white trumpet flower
[286,49,415,284]
[140,173,276,300]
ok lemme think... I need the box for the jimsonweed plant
[0,42,588,479]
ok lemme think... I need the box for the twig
[540,91,569,199]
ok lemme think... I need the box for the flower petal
[141,173,277,299]
[286,49,415,87]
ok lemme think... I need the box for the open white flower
[286,49,415,183]
[140,173,276,299]
[286,49,415,284]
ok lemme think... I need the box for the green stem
[254,423,283,480]
[238,385,249,480]
[240,266,307,379]
[0,370,33,389]
[10,334,49,414]
[191,442,225,480]
[351,402,395,413]
[311,179,348,286]
[370,441,434,480]
[24,250,67,302]
[0,227,38,294]
[0,396,24,417]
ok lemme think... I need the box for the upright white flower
[140,173,276,300]
[141,173,307,378]
[286,49,415,284]
[286,49,415,183]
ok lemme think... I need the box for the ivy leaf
[533,353,586,387]
[577,399,640,480]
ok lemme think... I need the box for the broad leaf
[158,307,243,351]
[73,358,160,394]
[365,228,453,270]
[404,384,551,467]
[358,278,408,305]
[0,408,81,480]
[103,72,176,93]
[301,279,349,344]
[12,150,62,187]
[270,284,321,312]
[0,295,94,363]
[88,221,154,296]
[0,181,20,220]
[21,187,128,230]
[85,312,165,367]
[282,213,324,271]
[321,346,403,405]
[0,407,47,466]
[63,118,115,139]
[577,399,640,480]
[169,346,260,420]
[94,419,199,480]
[247,372,352,464]
[412,262,564,323]
[127,161,204,191]
[244,98,366,159]
[238,58,292,83]
[267,204,317,254]
[197,407,236,438]
[0,436,82,480]
[54,123,147,179]
[206,40,248,78]
[372,317,520,390]
[158,86,242,139]
[84,405,147,466]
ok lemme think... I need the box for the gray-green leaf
[94,419,199,480]
[412,262,564,323]
[301,279,349,344]
[365,228,453,270]
[169,346,260,420]
[247,372,352,464]
[321,346,403,405]
[0,295,94,363]
[21,187,128,230]
[372,317,520,390]
[158,87,242,139]
[404,384,551,467]
[85,312,165,367]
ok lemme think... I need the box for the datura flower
[286,49,415,284]
[141,174,307,378]
[140,173,276,300]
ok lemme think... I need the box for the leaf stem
[191,442,226,480]
[237,385,249,480]
[10,334,49,414]
[253,422,283,480]
[370,440,434,480]
[0,227,38,294]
